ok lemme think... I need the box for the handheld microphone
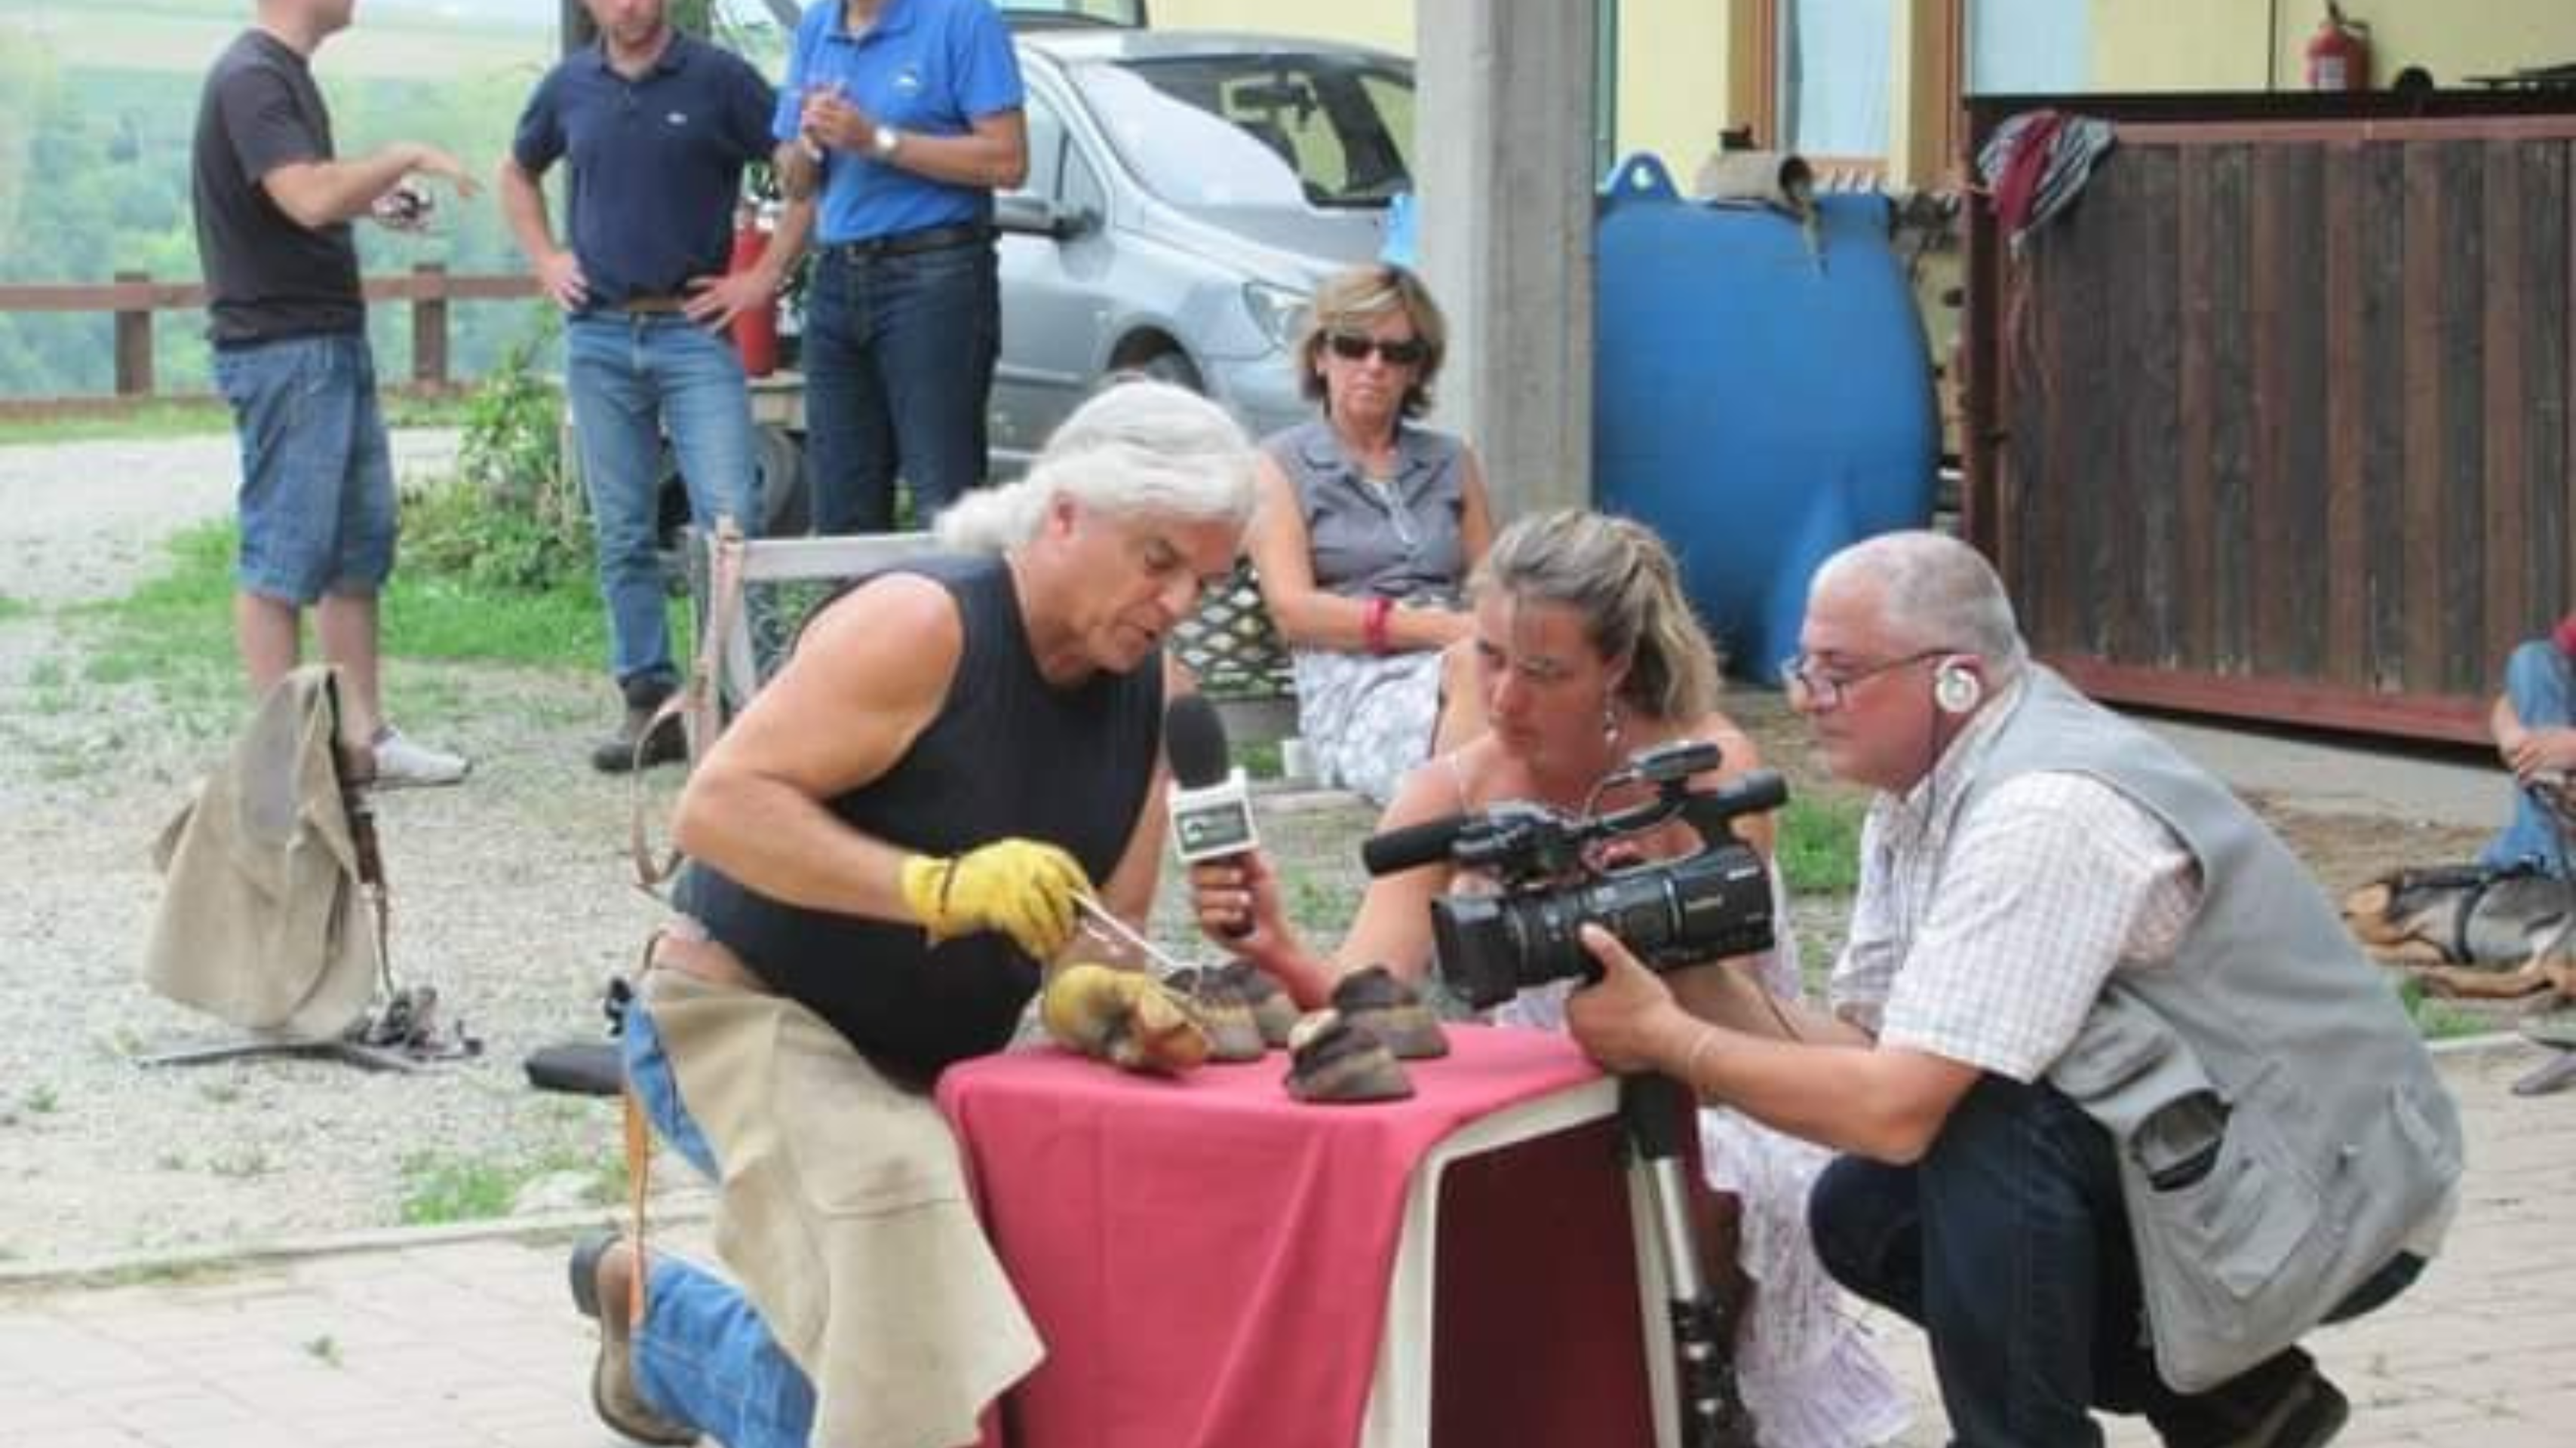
[1164,695,1260,867]
[1359,814,1472,876]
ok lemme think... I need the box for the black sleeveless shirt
[677,555,1165,1084]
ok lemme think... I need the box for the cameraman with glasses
[1567,530,2461,1448]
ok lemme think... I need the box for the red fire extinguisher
[2305,2,2372,93]
[729,205,780,378]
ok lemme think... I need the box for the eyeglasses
[1777,648,1951,711]
[1325,333,1428,367]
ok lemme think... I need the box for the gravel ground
[0,431,2504,1274]
[0,431,691,1271]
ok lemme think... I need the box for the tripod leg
[1620,1074,1758,1448]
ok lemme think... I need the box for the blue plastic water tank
[1593,154,1939,683]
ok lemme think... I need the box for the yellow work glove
[898,838,1091,960]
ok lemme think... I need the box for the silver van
[987,26,1415,470]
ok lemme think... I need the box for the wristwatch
[870,124,902,161]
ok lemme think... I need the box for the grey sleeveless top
[1265,417,1471,602]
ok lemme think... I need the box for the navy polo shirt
[773,0,1025,244]
[511,32,778,308]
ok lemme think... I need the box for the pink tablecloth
[935,1023,1625,1448]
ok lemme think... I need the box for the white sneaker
[369,726,471,788]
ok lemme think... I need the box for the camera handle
[1618,1072,1760,1448]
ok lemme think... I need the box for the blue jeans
[622,999,818,1448]
[1808,1075,2418,1447]
[564,314,759,691]
[2482,639,2574,876]
[800,238,999,532]
[213,333,397,603]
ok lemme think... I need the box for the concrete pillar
[1414,0,1598,519]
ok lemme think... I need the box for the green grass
[76,518,606,731]
[398,1146,622,1226]
[2394,974,2505,1042]
[0,594,29,621]
[0,397,472,448]
[1776,793,1865,896]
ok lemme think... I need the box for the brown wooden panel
[2321,143,2367,687]
[2248,151,2291,674]
[2122,146,2183,667]
[2400,141,2447,691]
[2269,146,2329,679]
[2175,146,2217,671]
[2484,141,2531,683]
[2439,144,2490,695]
[1963,96,2576,742]
[2529,141,2574,651]
[2361,143,2412,692]
[2207,146,2256,674]
[2019,238,2078,655]
[2062,149,2123,658]
[2045,653,2488,744]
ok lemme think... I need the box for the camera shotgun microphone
[1164,695,1260,937]
[1359,814,1472,876]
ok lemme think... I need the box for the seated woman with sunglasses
[1246,264,1497,804]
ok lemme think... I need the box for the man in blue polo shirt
[501,0,812,772]
[775,0,1027,533]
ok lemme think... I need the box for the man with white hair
[1567,530,2462,1447]
[564,379,1256,1448]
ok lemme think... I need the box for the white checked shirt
[1827,683,2204,1082]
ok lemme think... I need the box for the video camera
[1361,741,1786,1010]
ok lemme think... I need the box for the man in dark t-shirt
[190,0,478,785]
[572,381,1257,1448]
[499,0,812,774]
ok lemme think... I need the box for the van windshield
[1068,52,1416,210]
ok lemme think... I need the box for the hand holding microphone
[1165,695,1267,940]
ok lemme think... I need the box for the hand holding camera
[1362,739,1787,1010]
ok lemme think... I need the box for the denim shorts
[213,332,398,603]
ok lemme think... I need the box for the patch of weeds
[1286,876,1359,937]
[1776,794,1864,896]
[21,1085,57,1115]
[0,398,468,449]
[207,1146,273,1178]
[2393,975,2500,1042]
[303,1334,342,1367]
[154,1150,189,1172]
[379,567,604,671]
[0,401,239,446]
[1233,738,1283,781]
[72,522,240,737]
[78,1258,244,1290]
[198,1079,242,1106]
[0,594,30,621]
[398,1145,622,1226]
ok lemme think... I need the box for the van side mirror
[996,192,1097,241]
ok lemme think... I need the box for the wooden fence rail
[0,265,539,419]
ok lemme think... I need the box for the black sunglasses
[1326,333,1428,367]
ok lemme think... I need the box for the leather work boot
[592,676,687,774]
[568,1229,698,1446]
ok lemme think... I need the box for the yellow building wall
[1149,0,1410,52]
[1152,2,2576,191]
[1612,0,1736,176]
[2092,0,2576,93]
